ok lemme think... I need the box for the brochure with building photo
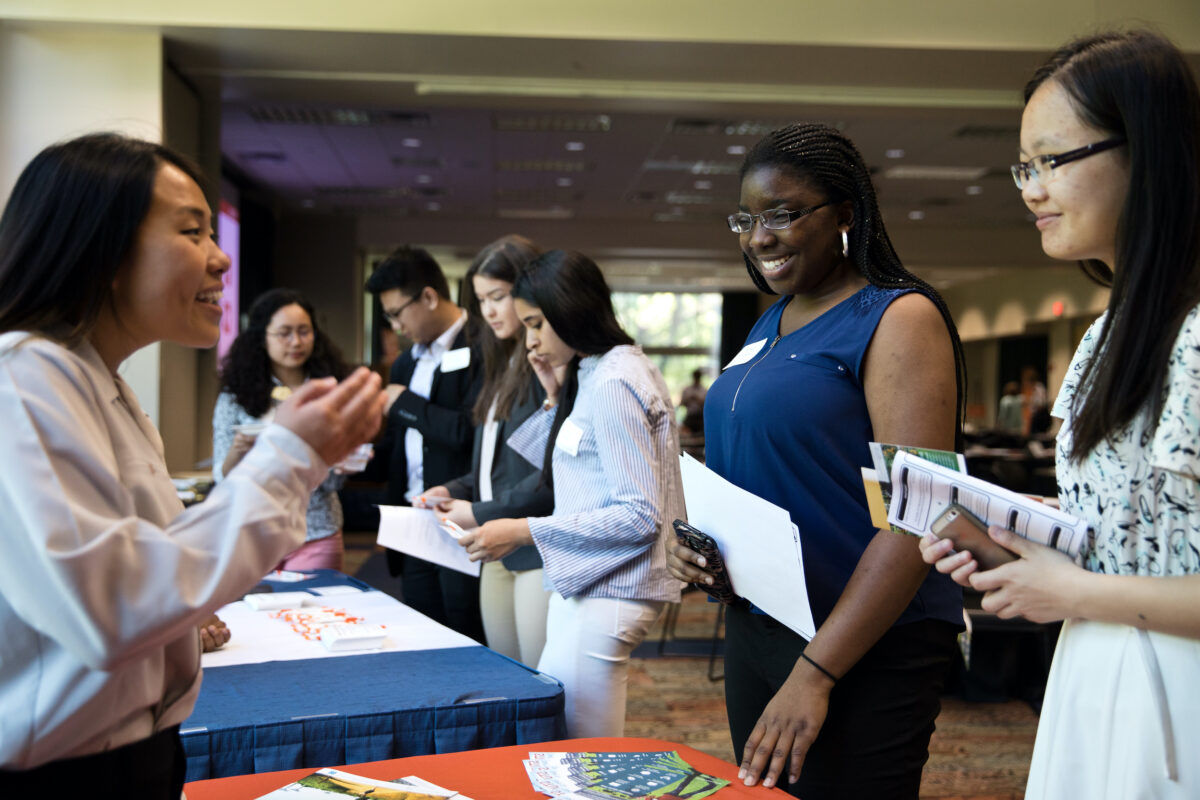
[254,768,460,800]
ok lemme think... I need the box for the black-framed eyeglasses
[727,201,832,234]
[1010,137,1125,190]
[382,290,425,323]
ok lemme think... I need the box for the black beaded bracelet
[800,651,838,684]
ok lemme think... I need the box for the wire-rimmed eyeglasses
[266,327,313,342]
[1010,137,1125,190]
[727,201,832,233]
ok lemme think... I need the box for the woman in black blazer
[427,235,555,664]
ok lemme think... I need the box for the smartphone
[672,519,738,604]
[930,503,1017,571]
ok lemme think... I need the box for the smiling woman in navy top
[667,123,966,799]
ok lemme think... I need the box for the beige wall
[943,267,1110,427]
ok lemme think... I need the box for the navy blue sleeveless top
[705,285,962,630]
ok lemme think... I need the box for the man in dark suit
[365,246,484,642]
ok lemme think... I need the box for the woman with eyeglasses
[666,123,966,798]
[214,288,354,571]
[921,30,1200,798]
[421,235,555,666]
[455,249,684,738]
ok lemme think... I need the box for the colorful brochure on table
[253,768,465,799]
[523,751,729,800]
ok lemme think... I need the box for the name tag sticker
[555,419,584,457]
[724,338,767,370]
[440,347,471,373]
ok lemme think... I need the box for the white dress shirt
[0,332,325,769]
[404,311,467,500]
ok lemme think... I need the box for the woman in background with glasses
[667,123,966,798]
[214,288,353,571]
[922,30,1200,798]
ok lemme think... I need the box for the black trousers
[1,725,184,799]
[725,605,960,799]
[389,550,485,644]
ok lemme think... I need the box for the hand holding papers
[678,454,815,639]
[377,505,481,576]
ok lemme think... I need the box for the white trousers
[536,593,666,738]
[479,560,551,666]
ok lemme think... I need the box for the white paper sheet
[678,454,815,639]
[201,590,478,667]
[376,505,481,577]
[887,451,1087,556]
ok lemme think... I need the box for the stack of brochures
[254,768,470,799]
[523,751,729,800]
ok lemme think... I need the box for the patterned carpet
[346,535,1037,798]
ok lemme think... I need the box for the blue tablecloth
[181,571,565,780]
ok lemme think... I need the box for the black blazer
[373,326,483,507]
[445,374,553,571]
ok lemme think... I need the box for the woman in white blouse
[458,249,684,737]
[921,31,1200,798]
[0,133,383,795]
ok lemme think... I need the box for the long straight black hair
[0,133,205,346]
[1024,31,1200,461]
[459,234,543,424]
[511,249,634,486]
[740,123,966,445]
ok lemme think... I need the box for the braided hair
[740,122,966,441]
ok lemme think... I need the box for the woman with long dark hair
[424,235,554,665]
[667,123,966,798]
[922,30,1200,798]
[214,288,353,570]
[456,249,683,737]
[0,133,382,794]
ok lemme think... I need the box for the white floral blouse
[1053,307,1200,577]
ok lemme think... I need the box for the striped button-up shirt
[511,345,684,601]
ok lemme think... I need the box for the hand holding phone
[930,503,1018,571]
[672,519,739,604]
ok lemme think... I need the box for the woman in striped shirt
[457,249,684,737]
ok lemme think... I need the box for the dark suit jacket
[374,326,483,507]
[444,374,553,571]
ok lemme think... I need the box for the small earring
[841,230,850,259]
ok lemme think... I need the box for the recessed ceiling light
[726,145,747,156]
[556,177,574,187]
[416,175,432,184]
[886,148,906,159]
[402,138,422,148]
[426,201,441,211]
[565,141,585,151]
[908,210,926,221]
[694,180,712,190]
[966,185,983,195]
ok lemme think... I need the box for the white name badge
[724,338,767,370]
[440,347,471,373]
[555,418,584,457]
